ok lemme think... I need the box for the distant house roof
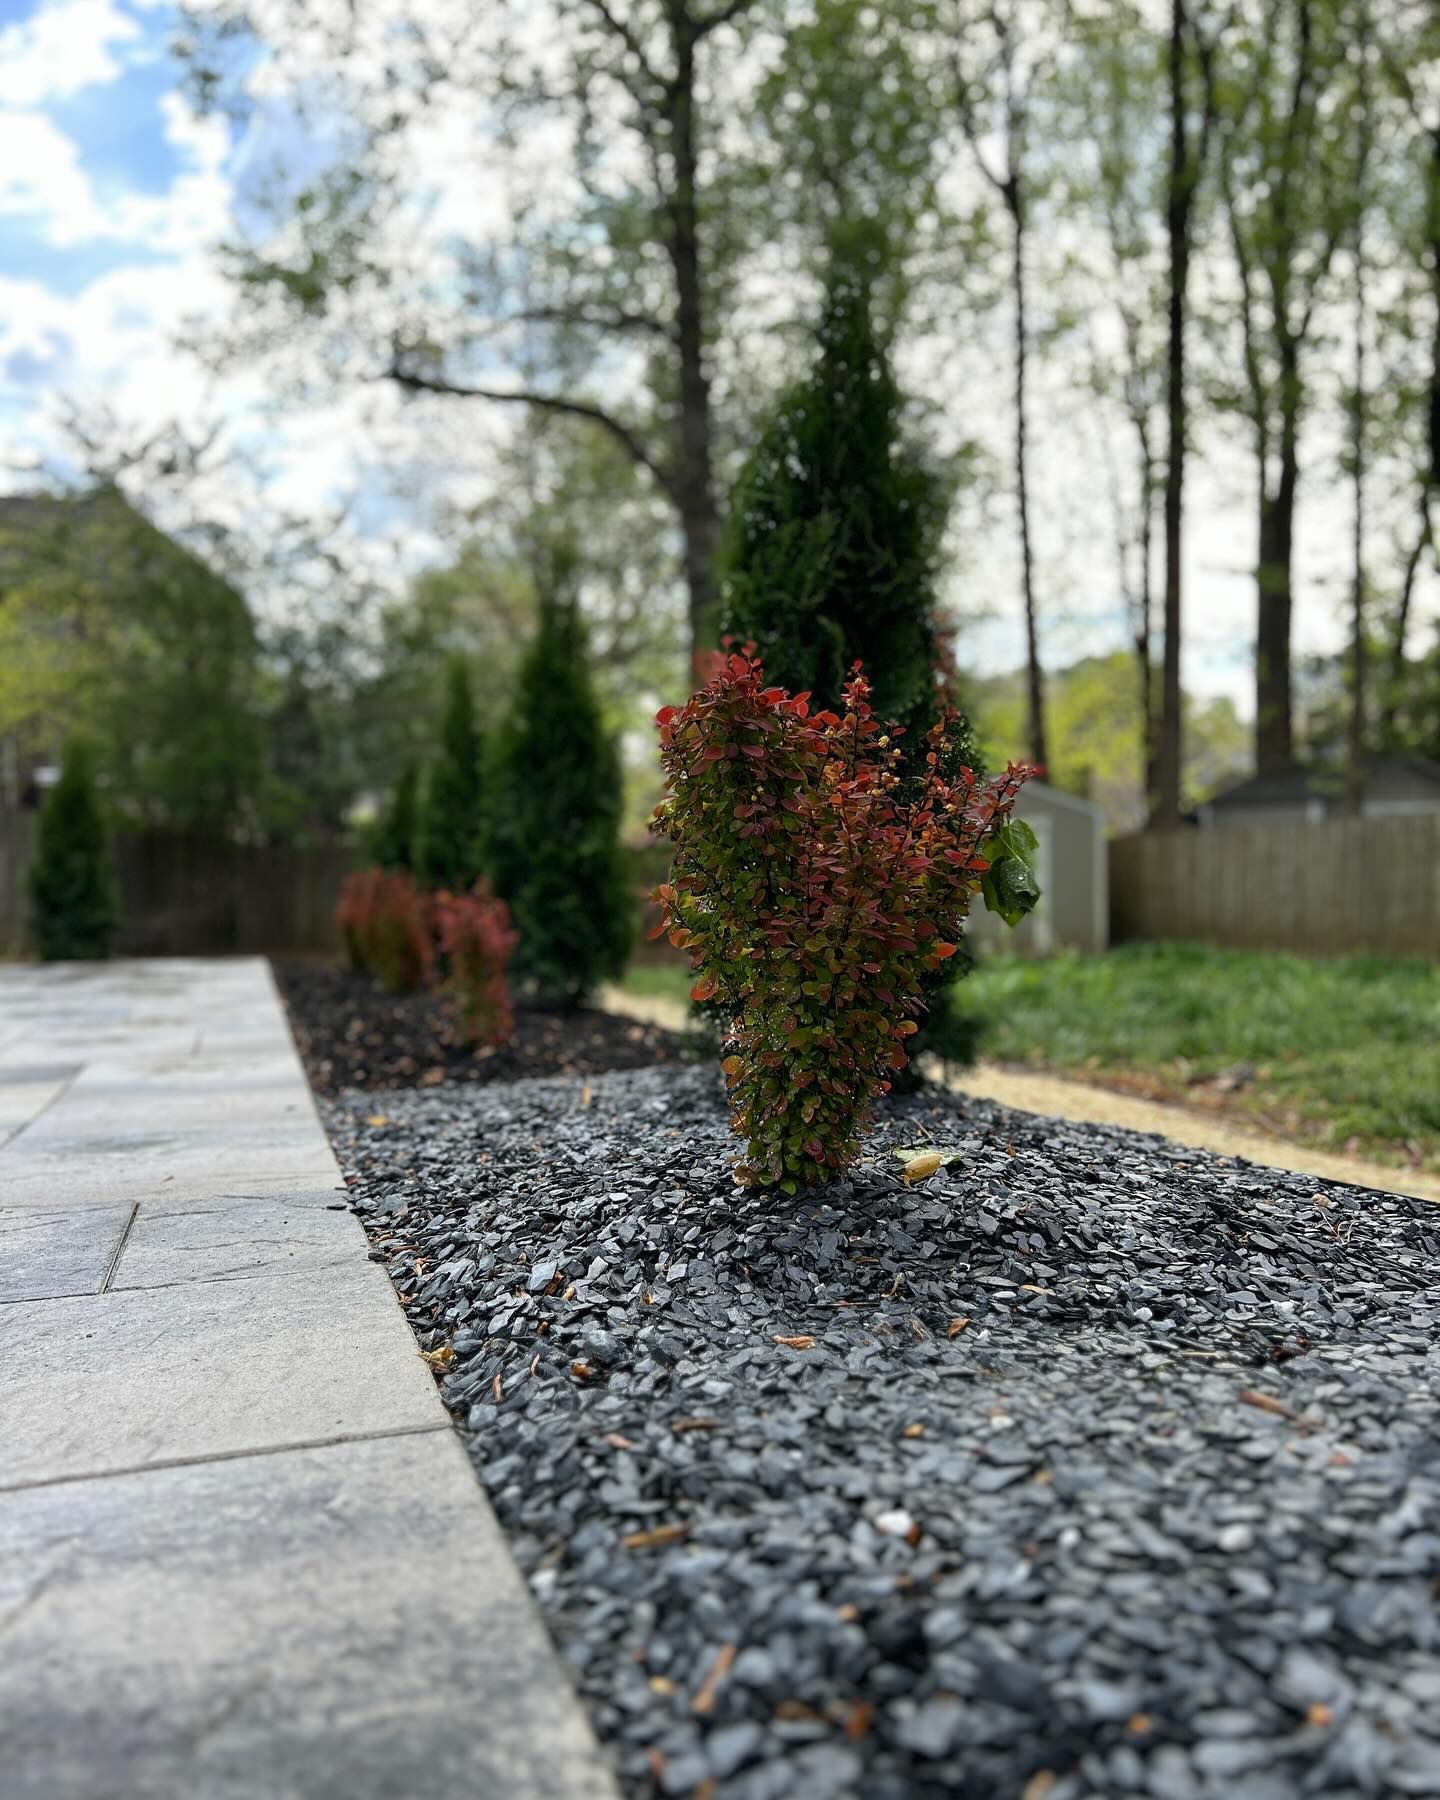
[1207,756,1440,810]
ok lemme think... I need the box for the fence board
[1110,817,1440,958]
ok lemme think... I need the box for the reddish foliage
[433,880,519,1047]
[651,650,1033,1191]
[335,868,434,993]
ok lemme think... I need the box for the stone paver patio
[0,958,617,1800]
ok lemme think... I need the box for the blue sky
[0,1,237,442]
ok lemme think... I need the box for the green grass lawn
[962,944,1440,1172]
[618,944,1440,1172]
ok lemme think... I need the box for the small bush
[434,880,518,1046]
[28,740,118,961]
[335,868,434,993]
[651,652,1031,1192]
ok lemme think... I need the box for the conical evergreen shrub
[717,230,988,1067]
[719,229,980,773]
[488,549,632,1005]
[413,658,485,891]
[28,741,118,960]
[367,762,419,871]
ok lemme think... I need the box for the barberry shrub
[335,868,434,993]
[28,739,118,960]
[651,653,1031,1192]
[433,880,518,1046]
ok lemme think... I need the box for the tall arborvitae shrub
[27,741,118,960]
[719,231,980,769]
[488,550,631,1005]
[414,658,485,891]
[717,232,989,1066]
[367,761,419,871]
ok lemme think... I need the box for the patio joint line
[0,1062,85,1153]
[97,1202,141,1293]
[0,1420,453,1498]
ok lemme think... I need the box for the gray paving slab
[107,1189,361,1291]
[0,956,618,1797]
[0,1205,132,1303]
[0,1432,613,1800]
[0,1260,441,1489]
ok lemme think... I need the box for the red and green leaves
[650,651,1032,1192]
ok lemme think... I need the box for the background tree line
[5,0,1436,840]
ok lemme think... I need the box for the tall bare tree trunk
[1010,183,1047,771]
[1154,0,1207,829]
[667,22,721,666]
[1347,16,1371,814]
[1254,334,1300,771]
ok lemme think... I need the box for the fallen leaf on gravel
[1022,1774,1056,1800]
[772,1334,817,1350]
[419,1066,446,1086]
[902,1422,925,1438]
[570,1360,597,1381]
[947,1317,972,1337]
[491,1373,503,1401]
[1239,1388,1296,1419]
[1019,1284,1055,1295]
[672,1417,720,1433]
[691,1642,736,1714]
[898,1149,944,1183]
[1127,1714,1152,1736]
[420,1344,453,1370]
[775,1700,826,1723]
[647,1676,678,1696]
[601,1433,638,1451]
[578,1081,592,1108]
[844,1701,874,1739]
[365,1114,389,1128]
[1307,1703,1333,1727]
[624,1522,690,1550]
[835,1604,859,1623]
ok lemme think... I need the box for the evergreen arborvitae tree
[28,741,118,960]
[719,231,980,775]
[413,657,485,890]
[718,231,986,1068]
[488,550,632,1006]
[368,762,419,870]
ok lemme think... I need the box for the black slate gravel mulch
[323,1064,1440,1800]
[274,961,685,1093]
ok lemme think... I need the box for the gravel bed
[323,1064,1440,1800]
[274,961,685,1093]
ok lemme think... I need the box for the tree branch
[385,361,675,496]
[578,0,668,94]
[694,0,759,41]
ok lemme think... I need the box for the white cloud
[0,0,148,107]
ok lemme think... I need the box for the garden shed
[969,779,1108,956]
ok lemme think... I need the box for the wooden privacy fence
[1110,815,1440,958]
[0,815,356,958]
[0,816,667,960]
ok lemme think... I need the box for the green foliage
[366,763,420,871]
[718,231,971,765]
[488,557,632,1005]
[651,653,1032,1192]
[413,657,486,891]
[0,487,265,836]
[27,741,118,961]
[960,944,1440,1174]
